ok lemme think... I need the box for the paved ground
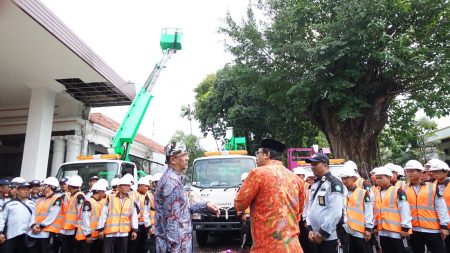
[193,231,242,253]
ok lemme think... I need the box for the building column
[65,135,82,162]
[20,87,56,180]
[50,136,65,176]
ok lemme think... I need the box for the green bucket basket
[160,28,182,51]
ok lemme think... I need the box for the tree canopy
[194,0,449,175]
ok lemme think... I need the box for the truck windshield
[56,162,119,191]
[192,157,256,188]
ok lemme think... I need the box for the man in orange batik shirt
[234,138,305,253]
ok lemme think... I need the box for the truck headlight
[192,213,202,220]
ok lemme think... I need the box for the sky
[40,0,450,151]
[40,0,249,151]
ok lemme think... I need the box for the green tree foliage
[170,130,205,168]
[193,66,319,153]
[379,110,438,165]
[211,0,449,174]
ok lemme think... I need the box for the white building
[427,126,450,166]
[0,0,162,179]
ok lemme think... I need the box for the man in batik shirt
[235,138,305,252]
[155,143,220,253]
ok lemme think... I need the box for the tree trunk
[312,95,393,178]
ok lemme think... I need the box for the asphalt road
[193,231,242,253]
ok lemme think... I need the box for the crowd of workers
[0,171,167,253]
[0,137,449,253]
[235,138,450,253]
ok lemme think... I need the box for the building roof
[427,125,450,143]
[89,113,164,154]
[8,0,135,106]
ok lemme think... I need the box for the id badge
[318,195,325,206]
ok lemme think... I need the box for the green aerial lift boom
[108,28,182,163]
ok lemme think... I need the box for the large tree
[216,0,449,173]
[194,65,319,153]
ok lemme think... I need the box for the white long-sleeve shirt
[0,198,35,239]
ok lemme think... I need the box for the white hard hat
[91,181,107,192]
[429,160,449,171]
[42,177,59,188]
[425,158,441,167]
[404,160,423,171]
[343,161,358,171]
[153,173,163,181]
[67,175,83,187]
[123,173,134,183]
[374,166,393,177]
[371,167,381,174]
[145,175,153,182]
[393,165,405,176]
[339,168,358,178]
[110,178,120,187]
[241,172,249,182]
[119,177,132,186]
[305,172,314,179]
[293,167,306,175]
[11,177,26,184]
[138,177,150,186]
[384,163,395,171]
[97,178,109,188]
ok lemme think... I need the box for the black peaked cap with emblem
[260,138,286,153]
[305,153,329,164]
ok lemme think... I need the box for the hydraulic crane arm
[109,28,182,161]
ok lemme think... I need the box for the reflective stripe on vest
[355,178,364,189]
[375,186,405,233]
[104,195,133,234]
[406,182,440,230]
[134,192,146,223]
[395,180,405,189]
[347,187,366,233]
[63,191,85,230]
[75,198,103,240]
[35,194,60,233]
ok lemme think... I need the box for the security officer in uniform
[0,182,35,253]
[305,153,345,253]
[29,180,42,203]
[0,179,11,210]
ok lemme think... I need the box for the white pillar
[50,136,65,176]
[21,87,56,180]
[65,135,82,162]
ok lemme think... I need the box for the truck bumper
[193,221,242,231]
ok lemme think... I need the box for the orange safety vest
[405,182,440,230]
[35,194,61,233]
[395,180,406,189]
[49,192,69,234]
[149,193,156,226]
[133,191,147,223]
[439,181,450,229]
[346,187,367,233]
[63,191,85,230]
[103,194,134,234]
[75,197,104,240]
[375,186,410,234]
[355,178,364,189]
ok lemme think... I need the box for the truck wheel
[196,231,208,247]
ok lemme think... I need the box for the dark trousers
[348,235,373,253]
[147,234,156,253]
[49,233,60,253]
[299,220,317,253]
[446,235,450,253]
[103,236,128,253]
[315,240,338,253]
[72,240,93,253]
[3,234,27,253]
[60,234,75,253]
[410,231,446,253]
[92,239,103,253]
[379,236,409,253]
[128,225,147,253]
[29,237,50,253]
